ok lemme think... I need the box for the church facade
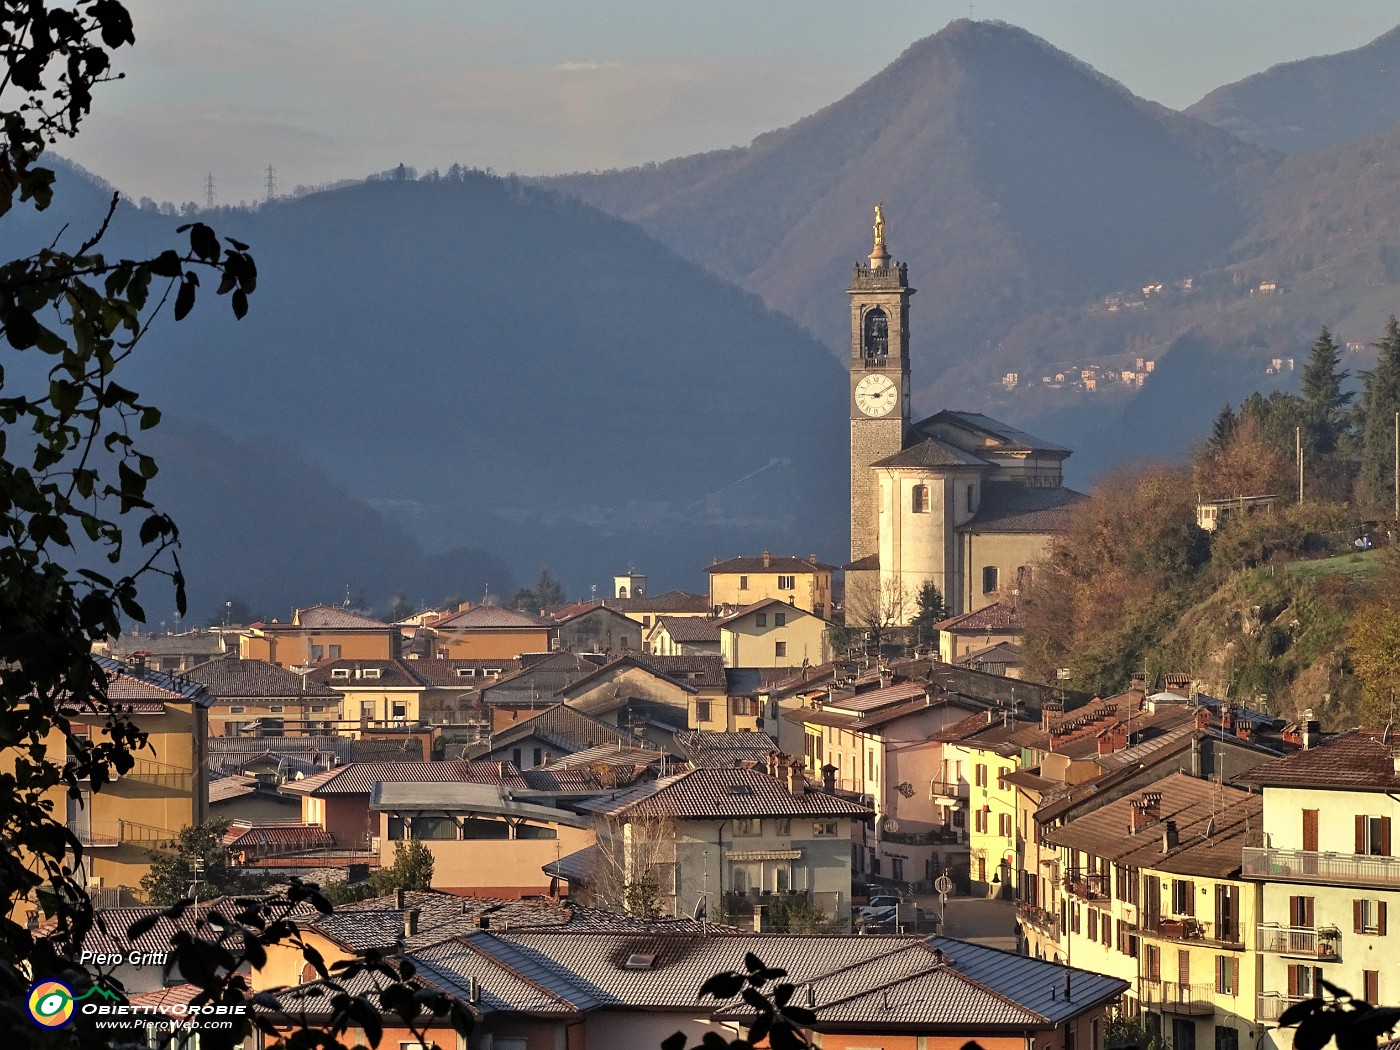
[846,210,1084,622]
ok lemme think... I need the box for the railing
[1258,993,1308,1022]
[73,820,178,847]
[930,780,968,800]
[1065,875,1109,902]
[1139,917,1244,950]
[1256,924,1342,959]
[1242,846,1400,888]
[883,826,968,847]
[123,759,194,791]
[1016,903,1061,939]
[1140,981,1218,1015]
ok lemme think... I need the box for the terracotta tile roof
[222,822,334,851]
[705,554,836,575]
[552,601,602,620]
[407,658,522,685]
[292,604,392,629]
[826,680,928,713]
[1046,771,1262,878]
[306,658,423,689]
[914,410,1071,454]
[579,767,869,819]
[434,605,555,630]
[674,730,779,767]
[285,760,527,795]
[957,481,1086,534]
[934,602,1024,633]
[186,656,340,699]
[872,436,989,470]
[600,590,710,614]
[207,773,260,803]
[86,655,211,707]
[651,616,720,643]
[472,703,639,755]
[844,552,880,571]
[1238,728,1400,790]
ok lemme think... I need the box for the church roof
[871,437,988,470]
[957,481,1086,534]
[914,411,1071,455]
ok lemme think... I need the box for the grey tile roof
[92,655,212,706]
[306,658,424,689]
[407,658,523,685]
[548,744,671,771]
[674,730,779,768]
[1238,728,1400,790]
[924,936,1129,1024]
[286,760,527,796]
[579,767,869,819]
[957,482,1087,534]
[706,555,837,575]
[370,782,591,827]
[186,656,340,699]
[631,653,727,689]
[600,590,710,614]
[293,605,392,629]
[106,632,227,658]
[474,703,640,756]
[435,605,556,630]
[934,602,1024,633]
[653,616,721,643]
[54,897,321,959]
[871,436,989,470]
[914,410,1072,455]
[207,773,260,803]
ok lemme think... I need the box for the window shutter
[1380,901,1388,936]
[1382,817,1392,856]
[1287,965,1299,998]
[1185,880,1196,916]
[1357,814,1367,854]
[1355,899,1365,934]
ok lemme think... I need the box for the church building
[847,208,1084,622]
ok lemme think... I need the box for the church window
[911,484,930,513]
[983,566,1000,594]
[966,484,975,513]
[863,308,888,361]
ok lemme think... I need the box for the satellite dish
[883,817,900,833]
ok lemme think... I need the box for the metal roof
[370,782,591,828]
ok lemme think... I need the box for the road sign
[934,874,953,895]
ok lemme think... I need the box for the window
[774,612,786,627]
[311,704,329,713]
[975,764,988,787]
[1172,1019,1196,1050]
[863,307,888,359]
[974,808,989,834]
[982,566,999,594]
[775,818,791,836]
[533,747,543,767]
[391,701,407,719]
[966,483,975,513]
[1356,815,1391,856]
[267,705,284,713]
[755,613,767,627]
[696,699,712,722]
[1302,809,1319,850]
[485,668,501,677]
[739,575,749,590]
[362,666,380,679]
[360,701,374,720]
[1171,879,1196,916]
[1290,895,1315,928]
[997,766,1010,790]
[998,812,1012,837]
[1215,1027,1239,1050]
[1144,944,1161,981]
[732,697,758,716]
[1289,965,1323,999]
[455,667,476,678]
[1102,916,1112,947]
[912,484,930,513]
[733,818,762,836]
[814,822,839,837]
[332,667,351,679]
[328,645,342,660]
[778,575,795,590]
[1215,956,1238,996]
[1088,908,1099,941]
[1355,899,1388,935]
[775,641,787,659]
[227,706,245,714]
[309,644,324,662]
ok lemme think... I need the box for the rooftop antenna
[204,173,215,209]
[264,164,276,202]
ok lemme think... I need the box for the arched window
[863,308,888,361]
[911,484,930,513]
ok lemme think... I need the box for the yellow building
[934,602,1024,664]
[425,604,556,659]
[706,552,835,618]
[307,658,425,729]
[185,655,342,737]
[1043,773,1263,1050]
[933,713,1024,896]
[716,598,833,669]
[240,604,400,666]
[61,657,211,905]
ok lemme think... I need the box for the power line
[264,165,276,203]
[204,173,215,210]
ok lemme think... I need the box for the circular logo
[28,980,76,1029]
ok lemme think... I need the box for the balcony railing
[1242,846,1400,888]
[1140,981,1218,1016]
[1016,903,1062,939]
[883,826,968,847]
[1139,917,1244,950]
[74,820,179,848]
[122,759,194,791]
[1065,874,1109,902]
[930,780,968,801]
[1258,993,1308,1022]
[1256,924,1342,960]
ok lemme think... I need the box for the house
[554,603,643,654]
[57,656,211,906]
[426,604,557,659]
[579,762,869,924]
[934,601,1024,664]
[468,703,646,770]
[207,773,302,824]
[556,653,730,736]
[706,552,835,618]
[478,652,609,727]
[185,655,341,737]
[99,629,228,673]
[370,782,595,897]
[305,657,427,731]
[1236,729,1400,1048]
[239,604,400,665]
[647,614,721,657]
[598,588,711,633]
[1042,773,1263,1050]
[286,760,528,850]
[716,598,833,669]
[1195,494,1280,533]
[407,657,521,726]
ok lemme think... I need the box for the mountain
[20,160,849,602]
[542,20,1273,411]
[1187,25,1400,154]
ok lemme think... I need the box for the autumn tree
[844,573,911,652]
[141,820,262,905]
[1347,551,1400,728]
[587,812,678,918]
[1192,410,1293,502]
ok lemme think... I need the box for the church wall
[959,532,1055,613]
[878,470,958,624]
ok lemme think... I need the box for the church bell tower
[848,204,914,562]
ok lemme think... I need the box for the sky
[57,0,1400,207]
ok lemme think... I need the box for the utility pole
[1394,411,1398,523]
[204,173,215,210]
[1296,426,1303,504]
[264,165,276,202]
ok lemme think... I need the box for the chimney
[786,762,803,795]
[477,914,491,929]
[467,976,481,1004]
[762,550,772,569]
[405,908,421,940]
[809,554,818,565]
[1303,709,1319,750]
[395,888,406,910]
[1194,708,1210,730]
[1222,707,1234,732]
[1162,820,1179,853]
[498,761,508,778]
[822,765,836,792]
[753,904,769,933]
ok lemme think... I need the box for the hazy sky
[59,0,1400,206]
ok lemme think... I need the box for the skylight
[622,952,657,970]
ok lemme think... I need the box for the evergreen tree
[1300,327,1353,455]
[142,820,260,905]
[512,568,567,613]
[908,582,947,648]
[1208,403,1236,451]
[1357,317,1400,514]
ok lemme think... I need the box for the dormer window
[361,667,381,680]
[331,668,350,680]
[456,667,476,678]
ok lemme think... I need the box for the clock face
[855,373,898,417]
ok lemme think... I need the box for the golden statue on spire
[873,202,885,247]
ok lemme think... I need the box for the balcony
[1016,902,1062,939]
[122,759,194,791]
[1256,924,1341,960]
[73,820,180,848]
[930,780,968,803]
[1258,993,1308,1022]
[1064,873,1109,902]
[1139,917,1244,951]
[883,826,968,847]
[1242,846,1400,888]
[1140,980,1218,1016]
